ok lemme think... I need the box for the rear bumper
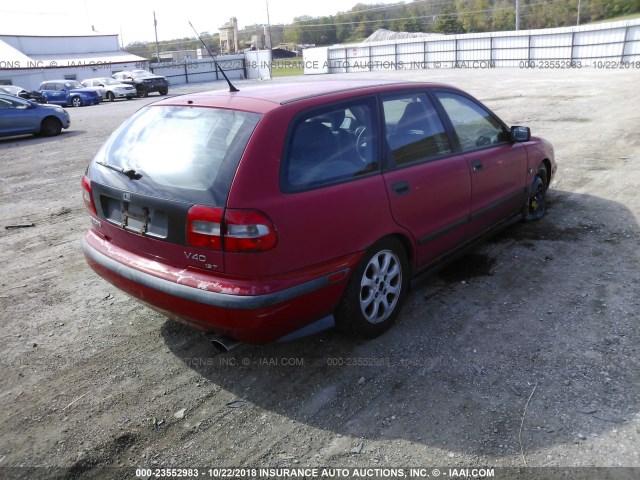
[82,229,353,343]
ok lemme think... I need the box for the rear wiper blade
[96,161,142,180]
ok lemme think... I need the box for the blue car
[39,80,102,107]
[0,93,70,137]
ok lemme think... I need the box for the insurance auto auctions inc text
[0,61,112,69]
[196,467,495,478]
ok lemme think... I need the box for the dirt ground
[1,68,639,479]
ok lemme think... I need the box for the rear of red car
[81,96,360,343]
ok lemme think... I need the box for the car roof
[42,80,80,84]
[152,80,457,114]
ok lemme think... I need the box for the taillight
[186,206,223,250]
[81,175,97,215]
[224,209,277,253]
[186,206,277,253]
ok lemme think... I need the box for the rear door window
[282,98,379,192]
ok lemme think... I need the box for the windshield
[100,78,120,85]
[96,106,261,198]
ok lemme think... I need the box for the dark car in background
[112,70,169,97]
[39,80,102,107]
[0,93,69,137]
[0,85,48,104]
[81,80,555,346]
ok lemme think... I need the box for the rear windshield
[93,105,261,203]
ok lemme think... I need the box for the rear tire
[107,91,115,102]
[523,165,548,222]
[40,117,62,137]
[335,237,409,338]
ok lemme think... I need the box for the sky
[0,0,406,45]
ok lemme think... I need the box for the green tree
[456,0,492,32]
[491,0,516,31]
[434,5,466,34]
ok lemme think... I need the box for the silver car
[81,78,136,102]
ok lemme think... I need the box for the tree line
[125,33,220,62]
[283,0,640,42]
[125,0,639,58]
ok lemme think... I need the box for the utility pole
[577,0,582,25]
[265,0,273,77]
[515,0,520,30]
[153,11,160,63]
[265,0,273,50]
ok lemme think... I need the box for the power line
[286,0,567,28]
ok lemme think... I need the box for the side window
[283,100,378,191]
[0,97,27,110]
[382,93,451,166]
[0,97,13,109]
[435,92,507,151]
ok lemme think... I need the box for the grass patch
[270,59,304,77]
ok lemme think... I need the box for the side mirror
[510,126,531,142]
[98,83,105,87]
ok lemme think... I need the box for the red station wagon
[81,80,556,347]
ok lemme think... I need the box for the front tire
[71,96,82,107]
[107,91,115,102]
[137,87,148,98]
[159,88,168,95]
[335,238,409,338]
[523,165,548,222]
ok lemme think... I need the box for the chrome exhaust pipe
[209,335,242,353]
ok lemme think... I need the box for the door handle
[392,180,410,195]
[471,160,484,172]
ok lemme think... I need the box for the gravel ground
[0,68,639,480]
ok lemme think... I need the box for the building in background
[0,28,146,91]
[219,18,239,54]
[159,50,198,62]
